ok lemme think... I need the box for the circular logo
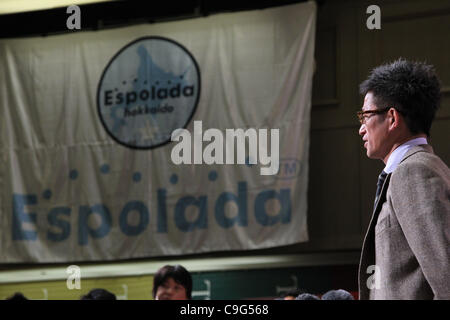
[97,37,201,149]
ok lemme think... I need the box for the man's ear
[388,107,400,130]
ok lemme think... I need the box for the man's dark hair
[152,264,192,299]
[80,288,116,300]
[359,58,441,136]
[321,289,354,300]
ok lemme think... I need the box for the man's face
[155,277,188,300]
[358,92,390,160]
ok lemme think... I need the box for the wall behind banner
[295,0,450,254]
[0,265,358,300]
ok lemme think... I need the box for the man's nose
[166,287,174,294]
[359,123,366,136]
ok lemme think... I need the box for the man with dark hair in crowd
[357,58,450,299]
[80,288,117,300]
[152,264,192,300]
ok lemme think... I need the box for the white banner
[0,2,316,262]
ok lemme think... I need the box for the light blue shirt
[384,137,428,174]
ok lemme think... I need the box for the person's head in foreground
[80,288,117,300]
[152,264,192,300]
[321,289,355,300]
[6,292,28,300]
[295,293,320,300]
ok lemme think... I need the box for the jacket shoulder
[396,146,450,179]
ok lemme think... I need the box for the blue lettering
[157,189,168,233]
[254,189,291,226]
[174,196,207,232]
[11,183,294,247]
[12,194,37,241]
[119,201,149,236]
[78,204,111,245]
[47,207,71,242]
[215,182,247,228]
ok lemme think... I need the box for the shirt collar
[384,137,428,173]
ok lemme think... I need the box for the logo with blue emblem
[97,36,201,149]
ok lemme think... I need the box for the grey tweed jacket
[358,145,450,300]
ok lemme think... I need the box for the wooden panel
[357,0,450,117]
[379,12,450,118]
[298,127,363,250]
[312,27,338,106]
[430,118,450,165]
[311,1,359,130]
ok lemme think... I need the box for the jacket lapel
[359,173,391,299]
[373,173,391,214]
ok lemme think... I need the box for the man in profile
[357,59,450,299]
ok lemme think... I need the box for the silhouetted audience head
[321,289,355,300]
[80,288,116,300]
[6,292,28,300]
[152,264,192,300]
[296,293,320,300]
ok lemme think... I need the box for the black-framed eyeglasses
[357,107,390,125]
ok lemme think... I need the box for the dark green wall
[191,264,358,299]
